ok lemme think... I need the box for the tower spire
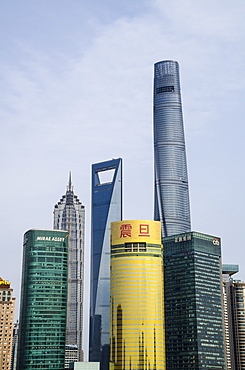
[68,172,72,191]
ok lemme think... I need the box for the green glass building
[17,229,69,370]
[163,231,226,370]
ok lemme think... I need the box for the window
[156,86,175,94]
[124,243,146,252]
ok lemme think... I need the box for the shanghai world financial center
[89,158,122,369]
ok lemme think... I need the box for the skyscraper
[54,173,85,365]
[0,278,15,370]
[163,231,226,369]
[11,322,19,370]
[110,220,165,370]
[153,60,191,237]
[17,229,68,370]
[90,158,122,370]
[222,265,245,370]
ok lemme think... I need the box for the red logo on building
[120,224,132,238]
[138,224,150,237]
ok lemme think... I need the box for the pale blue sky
[1,0,245,357]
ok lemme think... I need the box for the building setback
[0,278,15,370]
[90,158,122,370]
[163,232,226,369]
[153,60,191,237]
[17,229,68,370]
[110,220,165,370]
[54,173,85,365]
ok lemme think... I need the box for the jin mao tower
[90,158,122,370]
[54,174,85,365]
[153,60,191,237]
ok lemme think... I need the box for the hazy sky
[1,0,245,357]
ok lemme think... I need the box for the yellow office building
[110,220,165,370]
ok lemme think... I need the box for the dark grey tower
[153,60,191,237]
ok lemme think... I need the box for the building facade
[153,60,191,237]
[54,173,85,365]
[163,232,226,369]
[69,363,100,370]
[223,265,245,370]
[11,322,19,370]
[17,229,68,370]
[110,220,165,370]
[90,158,122,370]
[0,278,15,370]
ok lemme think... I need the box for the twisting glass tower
[90,158,122,370]
[153,60,191,237]
[53,174,85,365]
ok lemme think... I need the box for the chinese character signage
[111,220,161,245]
[120,224,132,238]
[174,234,192,243]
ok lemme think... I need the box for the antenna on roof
[68,172,72,191]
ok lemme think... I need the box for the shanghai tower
[153,60,191,237]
